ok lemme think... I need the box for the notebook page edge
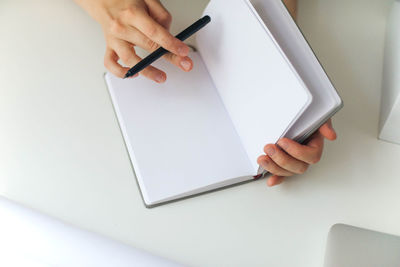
[248,0,343,140]
[147,175,255,207]
[244,0,313,137]
[104,73,152,206]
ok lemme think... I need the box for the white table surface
[1,0,399,266]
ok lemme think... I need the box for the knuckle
[120,55,132,65]
[116,69,125,78]
[145,24,158,38]
[119,51,133,64]
[163,52,175,62]
[297,165,309,174]
[277,156,288,167]
[311,154,322,164]
[161,36,175,50]
[146,38,159,51]
[126,7,138,18]
[159,11,172,25]
[109,20,125,36]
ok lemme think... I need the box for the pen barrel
[125,47,167,77]
[175,15,211,41]
[124,15,211,78]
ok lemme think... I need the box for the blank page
[106,53,253,206]
[249,0,343,140]
[196,0,312,170]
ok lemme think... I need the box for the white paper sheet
[197,0,312,169]
[106,53,254,206]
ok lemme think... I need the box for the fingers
[257,155,294,177]
[103,4,192,78]
[263,144,309,175]
[276,120,335,165]
[139,59,166,83]
[111,40,139,67]
[104,47,131,78]
[306,132,325,152]
[144,0,172,30]
[114,27,193,72]
[112,26,160,52]
[267,175,285,187]
[259,118,337,187]
[124,8,189,57]
[260,135,323,187]
[319,119,337,140]
[277,136,323,165]
[164,53,193,72]
[109,40,166,83]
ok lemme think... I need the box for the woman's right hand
[75,0,193,82]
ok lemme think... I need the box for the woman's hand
[75,0,193,82]
[257,119,337,186]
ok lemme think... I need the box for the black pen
[124,15,211,79]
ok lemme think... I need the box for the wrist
[74,0,110,25]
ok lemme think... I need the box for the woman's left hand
[257,119,337,186]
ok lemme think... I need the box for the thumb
[319,119,337,141]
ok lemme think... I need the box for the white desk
[1,0,399,266]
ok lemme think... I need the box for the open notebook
[105,0,343,207]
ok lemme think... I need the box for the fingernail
[178,45,189,56]
[279,140,289,150]
[180,59,191,71]
[266,147,275,156]
[155,73,165,83]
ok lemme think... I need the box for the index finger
[126,9,189,57]
[277,136,324,165]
